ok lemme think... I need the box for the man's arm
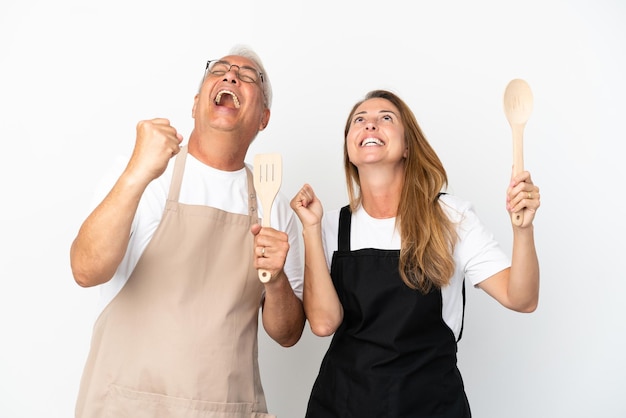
[251,223,305,346]
[261,271,306,347]
[70,118,182,287]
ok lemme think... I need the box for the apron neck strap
[168,145,188,202]
[245,166,259,224]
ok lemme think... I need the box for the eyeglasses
[204,60,264,84]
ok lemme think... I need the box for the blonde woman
[291,89,540,417]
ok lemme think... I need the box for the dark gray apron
[306,205,470,417]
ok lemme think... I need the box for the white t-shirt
[91,152,303,313]
[320,194,510,340]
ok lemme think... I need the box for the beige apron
[76,146,274,418]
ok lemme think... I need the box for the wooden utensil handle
[511,125,525,226]
[258,204,272,283]
[258,269,271,283]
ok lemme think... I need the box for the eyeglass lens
[206,61,261,83]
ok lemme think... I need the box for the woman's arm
[291,184,343,336]
[478,170,540,312]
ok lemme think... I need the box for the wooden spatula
[503,79,534,226]
[253,153,283,283]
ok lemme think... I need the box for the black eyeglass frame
[204,60,265,84]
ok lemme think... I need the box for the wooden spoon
[503,79,534,226]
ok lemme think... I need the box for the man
[71,45,305,417]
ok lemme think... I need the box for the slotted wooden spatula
[253,153,283,283]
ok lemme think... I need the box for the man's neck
[187,131,249,171]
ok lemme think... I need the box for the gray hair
[228,45,272,109]
[199,45,273,109]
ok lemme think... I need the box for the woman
[290,90,540,417]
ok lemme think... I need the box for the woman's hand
[507,170,540,227]
[290,183,324,229]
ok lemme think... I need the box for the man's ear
[259,108,271,131]
[191,94,199,118]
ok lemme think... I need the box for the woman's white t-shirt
[320,194,510,340]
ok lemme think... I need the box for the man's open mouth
[214,90,241,109]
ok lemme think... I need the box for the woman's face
[346,97,408,169]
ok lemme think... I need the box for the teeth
[214,90,241,108]
[361,138,384,146]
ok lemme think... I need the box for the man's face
[192,55,270,140]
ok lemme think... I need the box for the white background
[1,1,624,417]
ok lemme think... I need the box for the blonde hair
[343,90,458,293]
